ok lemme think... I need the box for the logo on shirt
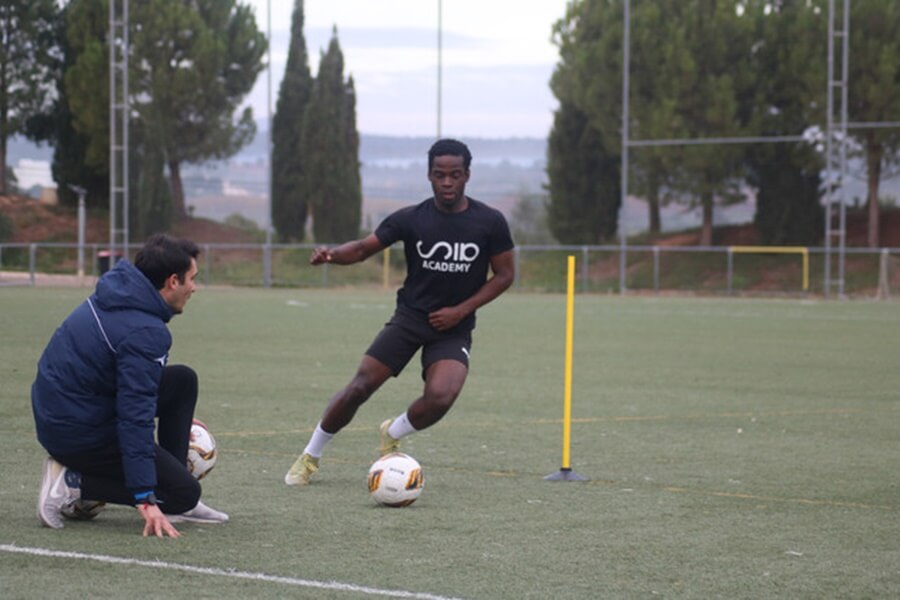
[416,241,479,273]
[153,354,168,367]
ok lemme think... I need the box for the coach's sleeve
[115,326,171,493]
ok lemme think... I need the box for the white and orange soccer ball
[367,452,424,507]
[187,419,217,480]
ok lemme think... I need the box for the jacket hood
[93,260,174,323]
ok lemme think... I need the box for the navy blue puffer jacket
[32,260,174,493]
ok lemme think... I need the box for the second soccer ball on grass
[187,419,217,480]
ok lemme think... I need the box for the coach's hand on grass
[138,504,181,538]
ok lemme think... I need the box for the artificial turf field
[1,286,898,599]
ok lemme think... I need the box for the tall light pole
[264,0,273,287]
[437,0,442,138]
[109,0,129,260]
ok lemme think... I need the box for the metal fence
[1,242,897,298]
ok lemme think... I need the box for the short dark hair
[134,234,199,290]
[428,138,472,171]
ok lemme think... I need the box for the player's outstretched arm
[310,234,384,266]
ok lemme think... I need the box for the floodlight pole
[264,0,273,288]
[437,0,443,138]
[824,0,850,298]
[109,0,129,261]
[619,0,630,296]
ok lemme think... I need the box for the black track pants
[52,365,201,514]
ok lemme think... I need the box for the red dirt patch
[1,195,256,245]
[649,209,900,248]
[3,194,897,248]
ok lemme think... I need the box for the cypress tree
[547,1,621,243]
[546,102,620,244]
[303,30,361,243]
[338,74,362,239]
[271,0,313,241]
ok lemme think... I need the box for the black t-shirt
[375,197,515,330]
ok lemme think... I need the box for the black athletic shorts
[366,307,472,378]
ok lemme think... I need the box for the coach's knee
[165,364,197,389]
[162,364,198,405]
[161,475,201,515]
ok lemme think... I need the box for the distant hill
[182,127,549,227]
[11,126,897,239]
[360,134,546,166]
[225,121,547,165]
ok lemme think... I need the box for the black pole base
[544,468,588,482]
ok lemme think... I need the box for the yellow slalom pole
[544,255,587,481]
[561,255,575,469]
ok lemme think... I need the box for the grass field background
[1,286,898,599]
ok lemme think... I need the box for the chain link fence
[1,241,897,298]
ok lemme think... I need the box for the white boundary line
[0,543,466,600]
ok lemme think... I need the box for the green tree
[134,129,173,236]
[271,0,313,241]
[550,0,697,238]
[546,101,620,244]
[0,0,58,194]
[744,0,825,245]
[63,0,108,175]
[0,210,12,242]
[847,0,900,247]
[669,0,755,246]
[64,0,266,222]
[627,0,693,235]
[302,30,361,243]
[551,0,770,245]
[130,0,266,219]
[27,0,107,210]
[547,0,621,243]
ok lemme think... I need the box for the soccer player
[285,138,516,485]
[32,234,228,538]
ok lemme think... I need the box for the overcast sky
[243,0,570,139]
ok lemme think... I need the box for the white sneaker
[167,500,229,524]
[37,457,80,529]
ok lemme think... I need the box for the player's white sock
[303,423,334,458]
[387,412,418,440]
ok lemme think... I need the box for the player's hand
[138,504,181,538]
[428,307,465,331]
[310,247,333,265]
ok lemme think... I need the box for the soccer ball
[367,452,424,507]
[61,499,106,521]
[187,419,217,480]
